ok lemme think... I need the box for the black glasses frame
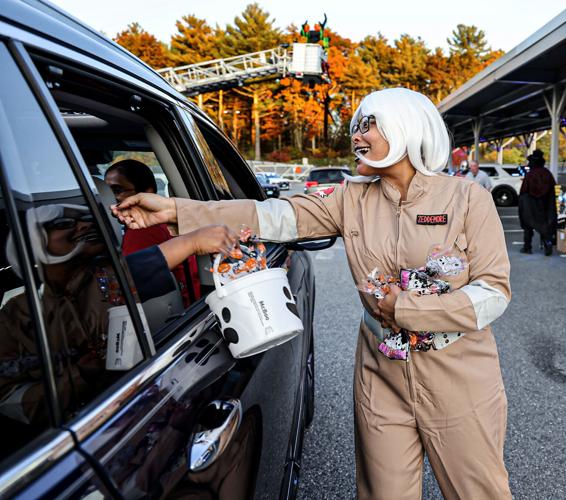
[351,115,376,135]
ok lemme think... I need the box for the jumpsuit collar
[379,170,427,205]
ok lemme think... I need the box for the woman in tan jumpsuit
[114,88,512,500]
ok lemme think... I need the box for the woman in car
[113,88,512,500]
[0,203,236,430]
[105,159,200,306]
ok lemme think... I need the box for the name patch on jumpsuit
[416,214,448,225]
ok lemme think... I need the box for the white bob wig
[347,88,450,182]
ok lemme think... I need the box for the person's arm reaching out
[113,187,345,243]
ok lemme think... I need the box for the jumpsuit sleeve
[395,183,511,333]
[174,186,344,242]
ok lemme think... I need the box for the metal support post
[472,118,482,162]
[544,85,566,179]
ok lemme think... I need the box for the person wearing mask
[518,149,557,256]
[113,88,512,500]
[104,160,200,306]
[465,160,492,191]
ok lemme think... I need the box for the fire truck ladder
[158,44,326,96]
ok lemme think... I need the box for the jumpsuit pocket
[454,232,468,252]
[355,324,374,404]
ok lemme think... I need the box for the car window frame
[27,46,222,345]
[10,41,156,357]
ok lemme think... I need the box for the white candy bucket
[205,254,304,358]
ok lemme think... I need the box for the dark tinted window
[503,166,525,177]
[479,167,498,177]
[0,44,146,436]
[308,169,349,183]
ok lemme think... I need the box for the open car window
[30,53,215,345]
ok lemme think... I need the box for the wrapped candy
[357,245,467,361]
[211,225,268,284]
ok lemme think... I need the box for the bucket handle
[212,253,228,298]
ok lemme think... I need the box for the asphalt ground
[286,183,566,500]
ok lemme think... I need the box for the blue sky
[51,0,565,53]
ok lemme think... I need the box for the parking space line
[504,229,523,233]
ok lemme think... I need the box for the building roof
[438,10,566,145]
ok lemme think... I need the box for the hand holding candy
[357,244,467,361]
[375,284,402,333]
[212,225,268,284]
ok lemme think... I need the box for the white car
[478,164,525,207]
[262,171,290,190]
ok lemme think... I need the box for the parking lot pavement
[297,203,566,499]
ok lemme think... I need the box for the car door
[181,110,316,499]
[11,40,264,499]
[0,39,124,500]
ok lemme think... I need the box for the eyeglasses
[351,115,376,135]
[44,214,94,231]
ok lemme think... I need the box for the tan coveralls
[172,171,512,500]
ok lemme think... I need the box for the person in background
[466,160,492,191]
[518,149,557,256]
[105,160,200,306]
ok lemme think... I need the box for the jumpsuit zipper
[396,201,416,402]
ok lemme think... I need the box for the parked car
[478,164,525,207]
[304,166,351,194]
[255,173,280,198]
[0,2,333,498]
[444,164,525,207]
[262,172,290,190]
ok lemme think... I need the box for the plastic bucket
[205,254,304,358]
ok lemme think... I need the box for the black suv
[0,1,328,498]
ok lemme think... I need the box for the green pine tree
[447,24,490,60]
[170,15,220,65]
[219,3,283,57]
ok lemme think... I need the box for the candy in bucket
[205,226,303,359]
[210,226,268,285]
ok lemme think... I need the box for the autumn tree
[114,23,171,68]
[170,15,220,65]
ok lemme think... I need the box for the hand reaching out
[111,193,177,229]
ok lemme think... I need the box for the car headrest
[93,176,123,245]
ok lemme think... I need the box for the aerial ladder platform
[157,43,328,96]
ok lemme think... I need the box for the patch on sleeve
[416,214,448,225]
[313,187,335,198]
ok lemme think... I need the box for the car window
[0,190,54,465]
[178,111,233,200]
[502,166,525,177]
[29,55,210,342]
[479,167,498,177]
[308,169,348,183]
[0,43,155,457]
[185,113,264,200]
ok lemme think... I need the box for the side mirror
[285,237,337,251]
